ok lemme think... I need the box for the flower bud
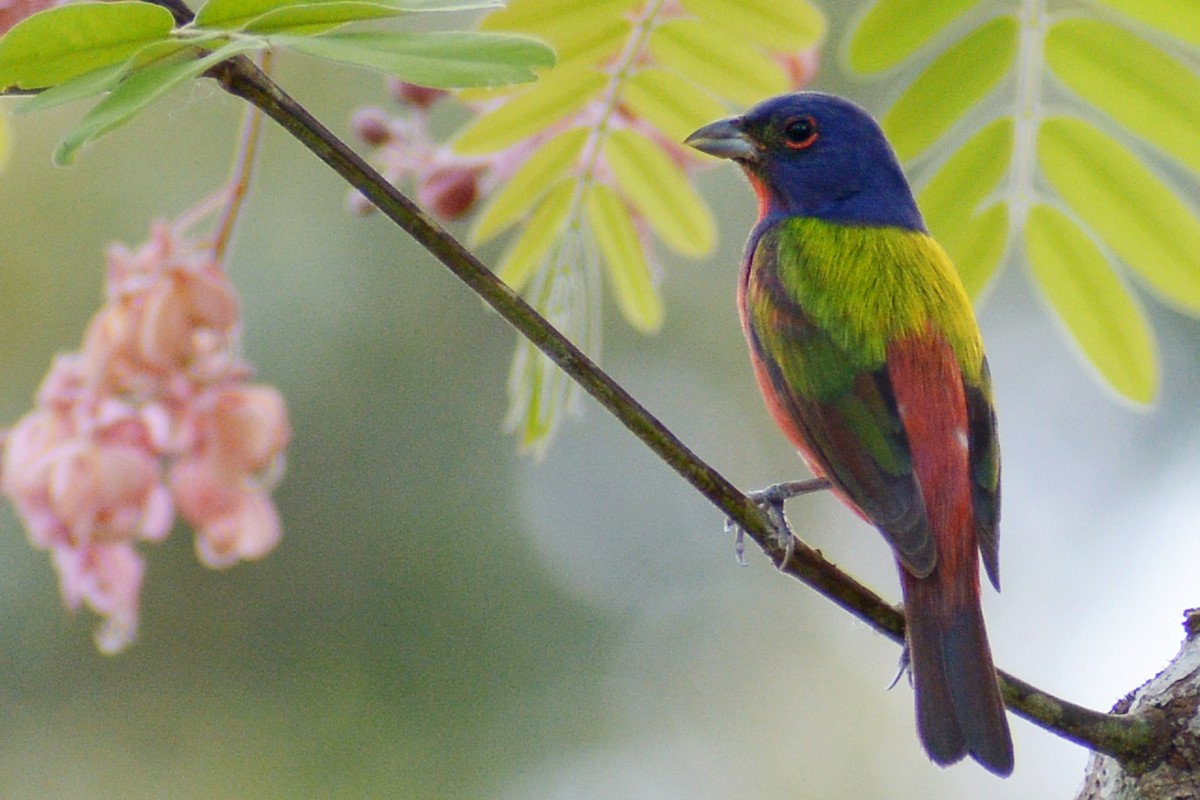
[351,107,394,147]
[418,165,480,221]
[389,80,447,110]
[779,48,820,90]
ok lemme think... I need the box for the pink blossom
[348,3,820,240]
[195,488,282,569]
[1,212,290,652]
[52,543,144,655]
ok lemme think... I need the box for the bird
[685,92,1013,776]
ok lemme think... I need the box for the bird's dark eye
[782,115,818,149]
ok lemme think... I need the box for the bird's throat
[746,171,773,222]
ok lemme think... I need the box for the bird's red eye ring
[783,115,818,149]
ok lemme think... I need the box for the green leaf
[506,335,574,455]
[622,67,728,144]
[273,31,554,88]
[1039,116,1200,313]
[454,65,603,155]
[650,18,789,106]
[940,202,1008,300]
[504,238,590,455]
[1045,17,1200,174]
[471,127,587,245]
[846,0,985,74]
[54,41,262,165]
[504,222,595,455]
[195,0,498,29]
[244,2,407,34]
[919,116,1013,231]
[679,0,825,51]
[0,2,175,90]
[1092,0,1200,47]
[495,178,575,291]
[1025,204,1158,404]
[15,61,130,114]
[882,16,1018,161]
[585,183,663,333]
[604,128,715,257]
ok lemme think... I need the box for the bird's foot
[888,643,913,690]
[726,478,831,568]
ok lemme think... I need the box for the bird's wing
[743,239,936,577]
[965,358,1001,589]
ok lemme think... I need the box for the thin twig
[211,52,270,266]
[198,53,1152,764]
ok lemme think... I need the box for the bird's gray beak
[684,116,757,161]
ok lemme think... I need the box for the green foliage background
[0,2,1199,799]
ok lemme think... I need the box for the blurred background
[2,10,1200,800]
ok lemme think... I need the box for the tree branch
[205,54,1152,765]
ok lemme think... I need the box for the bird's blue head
[685,92,925,232]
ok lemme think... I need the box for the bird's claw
[888,643,913,690]
[724,517,750,566]
[726,479,829,569]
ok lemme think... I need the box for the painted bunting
[685,92,1013,776]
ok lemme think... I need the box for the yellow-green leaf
[454,66,605,155]
[622,68,728,144]
[1039,116,1200,313]
[242,2,405,33]
[471,127,587,245]
[680,0,825,52]
[1025,204,1158,404]
[883,16,1018,161]
[0,2,175,90]
[1046,17,1200,174]
[604,128,715,257]
[506,337,573,454]
[54,40,263,165]
[846,0,985,73]
[585,183,663,333]
[550,15,629,73]
[495,179,576,291]
[1093,0,1200,47]
[276,31,554,88]
[919,116,1013,231]
[940,202,1008,300]
[463,0,629,101]
[195,0,498,29]
[15,60,128,114]
[479,0,637,42]
[918,119,1014,299]
[650,18,788,107]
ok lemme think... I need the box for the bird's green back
[754,216,986,393]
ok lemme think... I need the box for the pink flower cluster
[348,81,485,221]
[349,49,819,229]
[1,220,289,653]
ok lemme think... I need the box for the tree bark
[1076,610,1200,799]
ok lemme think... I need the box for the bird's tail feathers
[902,569,1013,776]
